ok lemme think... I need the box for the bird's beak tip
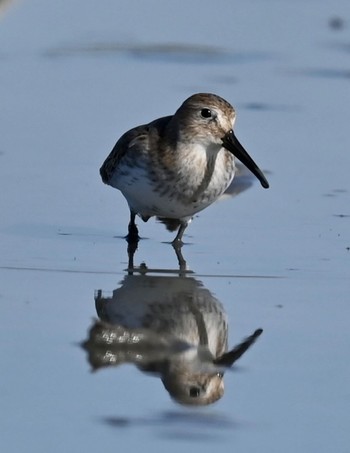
[222,131,269,190]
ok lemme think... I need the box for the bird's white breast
[110,144,236,220]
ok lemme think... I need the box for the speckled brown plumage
[100,93,269,244]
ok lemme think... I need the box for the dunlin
[100,93,269,245]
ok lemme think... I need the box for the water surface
[1,1,349,452]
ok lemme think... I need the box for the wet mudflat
[1,1,349,452]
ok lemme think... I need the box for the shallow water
[1,1,350,452]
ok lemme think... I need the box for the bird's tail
[156,217,182,232]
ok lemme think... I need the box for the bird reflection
[82,273,262,406]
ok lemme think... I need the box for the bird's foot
[171,237,184,249]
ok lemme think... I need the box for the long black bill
[213,328,263,368]
[222,130,269,189]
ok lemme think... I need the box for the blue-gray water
[1,1,349,452]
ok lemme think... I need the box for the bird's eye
[200,108,212,118]
[216,372,223,378]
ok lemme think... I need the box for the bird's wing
[99,125,149,184]
[99,115,173,184]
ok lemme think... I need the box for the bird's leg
[172,221,191,272]
[126,211,139,242]
[171,221,188,248]
[125,211,139,273]
[126,211,140,273]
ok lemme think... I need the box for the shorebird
[100,93,269,245]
